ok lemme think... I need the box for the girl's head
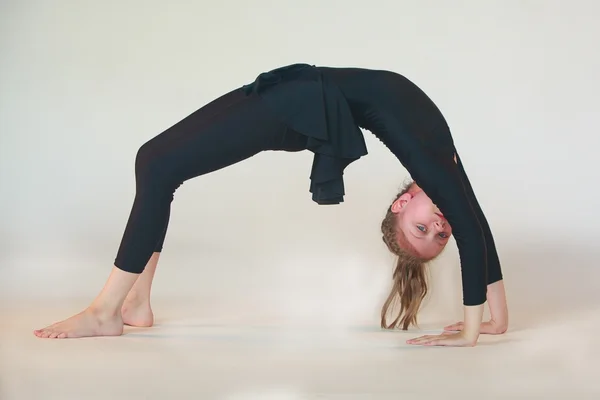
[380,181,452,330]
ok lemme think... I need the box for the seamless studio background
[1,0,599,399]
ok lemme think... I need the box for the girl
[34,63,508,346]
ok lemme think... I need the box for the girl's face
[391,186,452,259]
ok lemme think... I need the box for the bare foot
[33,308,124,339]
[122,300,154,327]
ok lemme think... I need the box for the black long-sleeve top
[242,63,503,306]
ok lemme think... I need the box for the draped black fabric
[242,63,368,205]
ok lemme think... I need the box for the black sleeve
[386,130,502,306]
[412,153,489,306]
[454,153,503,286]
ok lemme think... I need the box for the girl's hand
[406,331,477,347]
[408,304,483,347]
[444,320,507,335]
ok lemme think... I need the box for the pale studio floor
[3,253,600,400]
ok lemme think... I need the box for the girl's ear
[391,193,412,214]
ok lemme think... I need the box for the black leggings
[114,88,307,274]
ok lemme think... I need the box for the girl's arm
[404,148,505,345]
[442,153,508,335]
[376,116,504,345]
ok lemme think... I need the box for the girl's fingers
[444,322,464,331]
[407,335,434,344]
[408,334,455,345]
[443,326,455,331]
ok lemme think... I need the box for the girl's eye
[439,232,448,238]
[417,225,426,232]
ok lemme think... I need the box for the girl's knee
[134,141,183,197]
[135,140,158,170]
[135,138,172,180]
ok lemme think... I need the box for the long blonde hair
[380,182,436,330]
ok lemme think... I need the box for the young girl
[34,63,508,346]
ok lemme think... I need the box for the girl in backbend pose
[34,63,508,346]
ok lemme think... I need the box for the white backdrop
[1,0,599,329]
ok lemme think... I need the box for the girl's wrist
[462,304,485,341]
[489,317,508,334]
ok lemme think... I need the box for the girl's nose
[434,220,445,230]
